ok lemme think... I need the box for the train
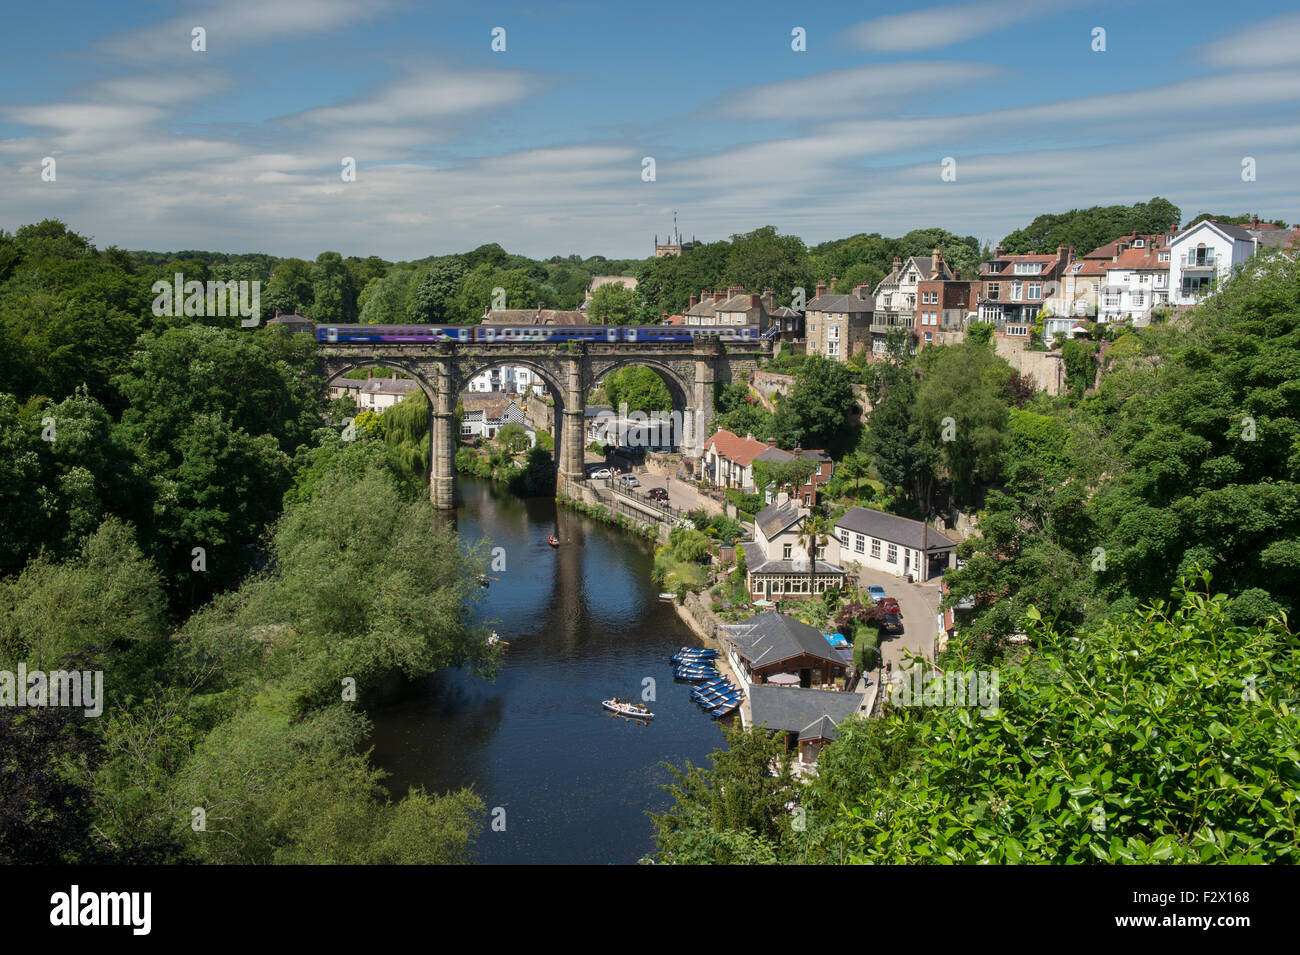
[315,323,760,345]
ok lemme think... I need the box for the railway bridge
[317,338,769,508]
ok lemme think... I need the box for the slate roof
[722,611,846,669]
[747,684,861,736]
[806,293,873,314]
[835,506,959,553]
[741,541,846,578]
[755,499,803,539]
[459,393,521,420]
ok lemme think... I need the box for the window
[887,543,898,563]
[1011,281,1023,300]
[1133,292,1145,306]
[854,533,865,554]
[924,332,933,344]
[838,529,850,546]
[987,284,1000,300]
[922,291,938,304]
[782,543,792,559]
[828,325,839,340]
[1006,325,1028,336]
[1027,283,1042,300]
[871,538,881,558]
[1133,238,1144,248]
[828,340,840,357]
[1014,262,1043,274]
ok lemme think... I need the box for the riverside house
[833,506,959,581]
[741,495,847,601]
[720,611,850,689]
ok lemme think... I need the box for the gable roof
[459,393,520,420]
[722,611,846,669]
[747,684,862,734]
[741,540,846,578]
[835,506,959,553]
[706,429,772,467]
[806,293,873,314]
[755,499,803,538]
[1174,219,1257,246]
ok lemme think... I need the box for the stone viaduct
[317,339,768,508]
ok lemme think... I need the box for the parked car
[648,487,669,502]
[618,474,640,488]
[867,585,887,604]
[882,612,904,635]
[589,468,612,480]
[880,598,901,615]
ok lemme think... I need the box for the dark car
[648,487,669,502]
[882,612,904,635]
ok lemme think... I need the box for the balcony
[1181,253,1218,270]
[871,313,915,331]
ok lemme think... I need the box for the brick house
[977,245,1073,337]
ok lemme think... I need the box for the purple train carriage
[315,324,759,345]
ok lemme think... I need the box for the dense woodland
[2,204,1296,864]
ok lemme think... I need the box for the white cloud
[714,62,1004,121]
[1200,11,1300,69]
[289,68,543,128]
[842,0,1083,53]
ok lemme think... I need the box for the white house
[459,393,527,440]
[741,496,847,601]
[329,371,422,412]
[1099,238,1172,325]
[1168,220,1259,305]
[466,365,545,396]
[833,506,959,581]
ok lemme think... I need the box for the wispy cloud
[842,0,1083,53]
[1200,10,1300,69]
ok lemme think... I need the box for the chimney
[815,281,827,299]
[689,293,698,308]
[1252,215,1259,229]
[933,248,943,263]
[729,285,743,299]
[776,490,790,506]
[745,432,754,442]
[954,269,962,281]
[1057,244,1069,266]
[766,435,776,447]
[829,276,838,290]
[750,293,761,309]
[367,370,373,379]
[993,247,1003,259]
[892,257,902,271]
[854,283,869,299]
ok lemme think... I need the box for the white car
[589,468,612,480]
[618,474,640,488]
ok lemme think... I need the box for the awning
[767,673,800,686]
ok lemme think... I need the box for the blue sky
[2,0,1299,259]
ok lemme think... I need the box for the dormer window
[1134,239,1145,248]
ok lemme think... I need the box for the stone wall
[752,370,796,401]
[993,337,1065,396]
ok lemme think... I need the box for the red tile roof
[707,429,773,467]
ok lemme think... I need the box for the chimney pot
[689,294,698,308]
[815,281,827,298]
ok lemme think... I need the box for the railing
[592,477,694,525]
[1180,254,1217,269]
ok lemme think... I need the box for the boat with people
[601,697,654,720]
[547,535,559,547]
[658,592,676,601]
[486,631,509,647]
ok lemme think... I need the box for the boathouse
[746,684,863,765]
[720,611,848,689]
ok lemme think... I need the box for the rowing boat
[602,699,654,719]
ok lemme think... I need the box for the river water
[367,476,726,864]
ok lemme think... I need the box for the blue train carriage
[319,324,472,343]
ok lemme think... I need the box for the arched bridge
[317,339,769,508]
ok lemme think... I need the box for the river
[366,475,726,864]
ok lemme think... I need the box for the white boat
[602,699,654,719]
[658,592,676,600]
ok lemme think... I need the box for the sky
[2,0,1299,261]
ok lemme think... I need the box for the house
[266,310,316,333]
[913,252,978,348]
[702,429,771,489]
[480,307,588,326]
[1168,220,1260,305]
[834,506,959,580]
[683,287,779,333]
[746,684,863,765]
[1098,232,1175,325]
[459,393,526,440]
[1051,258,1107,334]
[976,245,1072,336]
[741,496,847,601]
[805,281,873,361]
[466,365,545,396]
[752,441,833,506]
[720,610,850,688]
[330,371,422,412]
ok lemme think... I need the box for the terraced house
[977,245,1071,337]
[872,250,973,352]
[804,281,873,361]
